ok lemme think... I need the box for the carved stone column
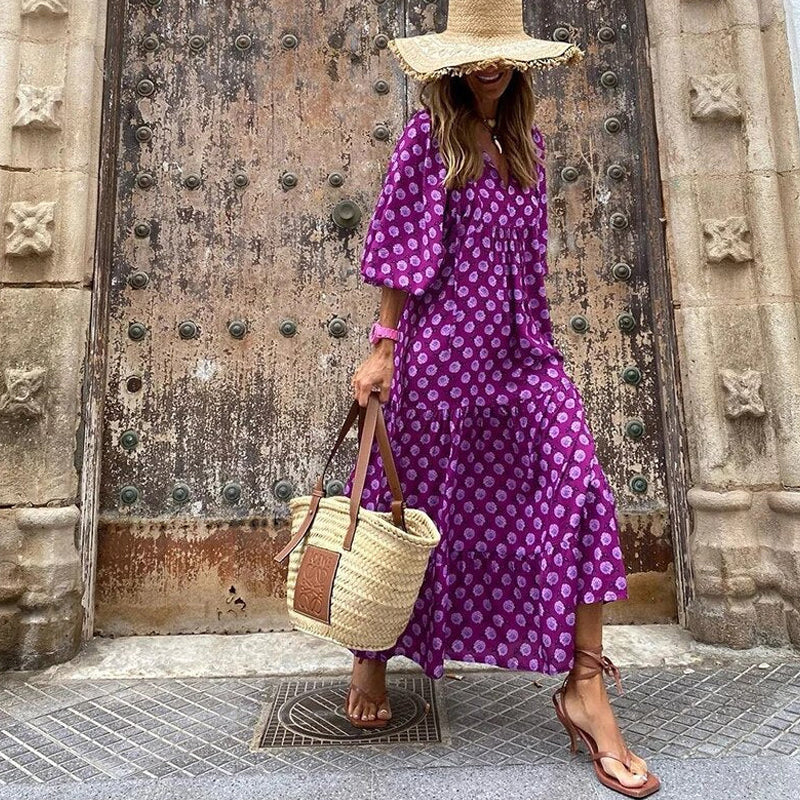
[0,0,106,668]
[646,0,800,647]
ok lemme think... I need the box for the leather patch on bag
[293,544,340,624]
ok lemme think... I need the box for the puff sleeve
[360,110,448,297]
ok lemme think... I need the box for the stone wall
[645,0,800,647]
[784,0,800,108]
[0,0,106,669]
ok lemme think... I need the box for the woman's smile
[465,67,514,104]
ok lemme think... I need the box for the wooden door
[95,0,406,633]
[95,0,683,634]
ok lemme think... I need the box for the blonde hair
[418,69,544,191]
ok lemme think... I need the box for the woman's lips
[475,72,503,84]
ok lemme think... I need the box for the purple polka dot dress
[342,108,629,680]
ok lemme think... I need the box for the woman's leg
[563,601,649,788]
[346,652,393,722]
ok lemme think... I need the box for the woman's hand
[351,340,395,407]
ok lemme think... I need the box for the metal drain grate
[251,675,445,750]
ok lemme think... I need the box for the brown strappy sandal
[552,646,661,798]
[343,657,391,729]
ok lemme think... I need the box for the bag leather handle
[274,392,407,563]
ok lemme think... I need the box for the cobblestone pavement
[0,661,799,798]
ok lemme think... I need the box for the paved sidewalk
[1,627,799,799]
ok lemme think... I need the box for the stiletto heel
[551,646,661,798]
[551,687,579,753]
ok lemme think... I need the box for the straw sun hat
[388,0,584,82]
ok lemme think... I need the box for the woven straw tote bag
[273,391,442,651]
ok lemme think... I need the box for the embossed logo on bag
[293,544,340,624]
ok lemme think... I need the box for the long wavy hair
[418,69,544,191]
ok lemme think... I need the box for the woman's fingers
[354,379,388,407]
[351,358,393,406]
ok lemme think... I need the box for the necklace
[479,116,503,154]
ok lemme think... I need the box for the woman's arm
[375,285,407,335]
[351,286,407,407]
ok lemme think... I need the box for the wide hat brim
[388,31,584,83]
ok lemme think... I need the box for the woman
[342,2,660,797]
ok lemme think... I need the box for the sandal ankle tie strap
[572,646,624,695]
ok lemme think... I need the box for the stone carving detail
[719,368,766,418]
[0,367,47,419]
[4,201,55,257]
[1,507,82,671]
[21,0,68,15]
[702,216,752,263]
[689,74,743,121]
[14,85,63,130]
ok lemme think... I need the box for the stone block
[786,605,800,646]
[695,172,747,231]
[14,604,83,670]
[1,168,93,283]
[61,37,104,173]
[0,505,25,603]
[0,506,82,671]
[0,288,90,505]
[649,35,693,180]
[0,564,25,604]
[661,176,707,305]
[0,34,20,166]
[11,39,102,173]
[644,0,679,46]
[0,5,21,38]
[678,311,778,486]
[688,488,759,596]
[0,606,22,669]
[767,491,800,598]
[761,20,800,174]
[17,505,82,607]
[752,592,791,646]
[687,596,758,648]
[679,0,731,37]
[747,174,796,297]
[777,175,800,274]
[674,306,725,482]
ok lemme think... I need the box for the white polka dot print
[343,108,629,680]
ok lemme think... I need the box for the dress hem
[349,585,629,680]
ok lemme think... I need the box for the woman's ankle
[354,655,387,670]
[567,669,604,696]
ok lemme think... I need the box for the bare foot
[562,671,650,789]
[346,656,392,723]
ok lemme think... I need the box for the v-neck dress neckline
[482,148,511,190]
